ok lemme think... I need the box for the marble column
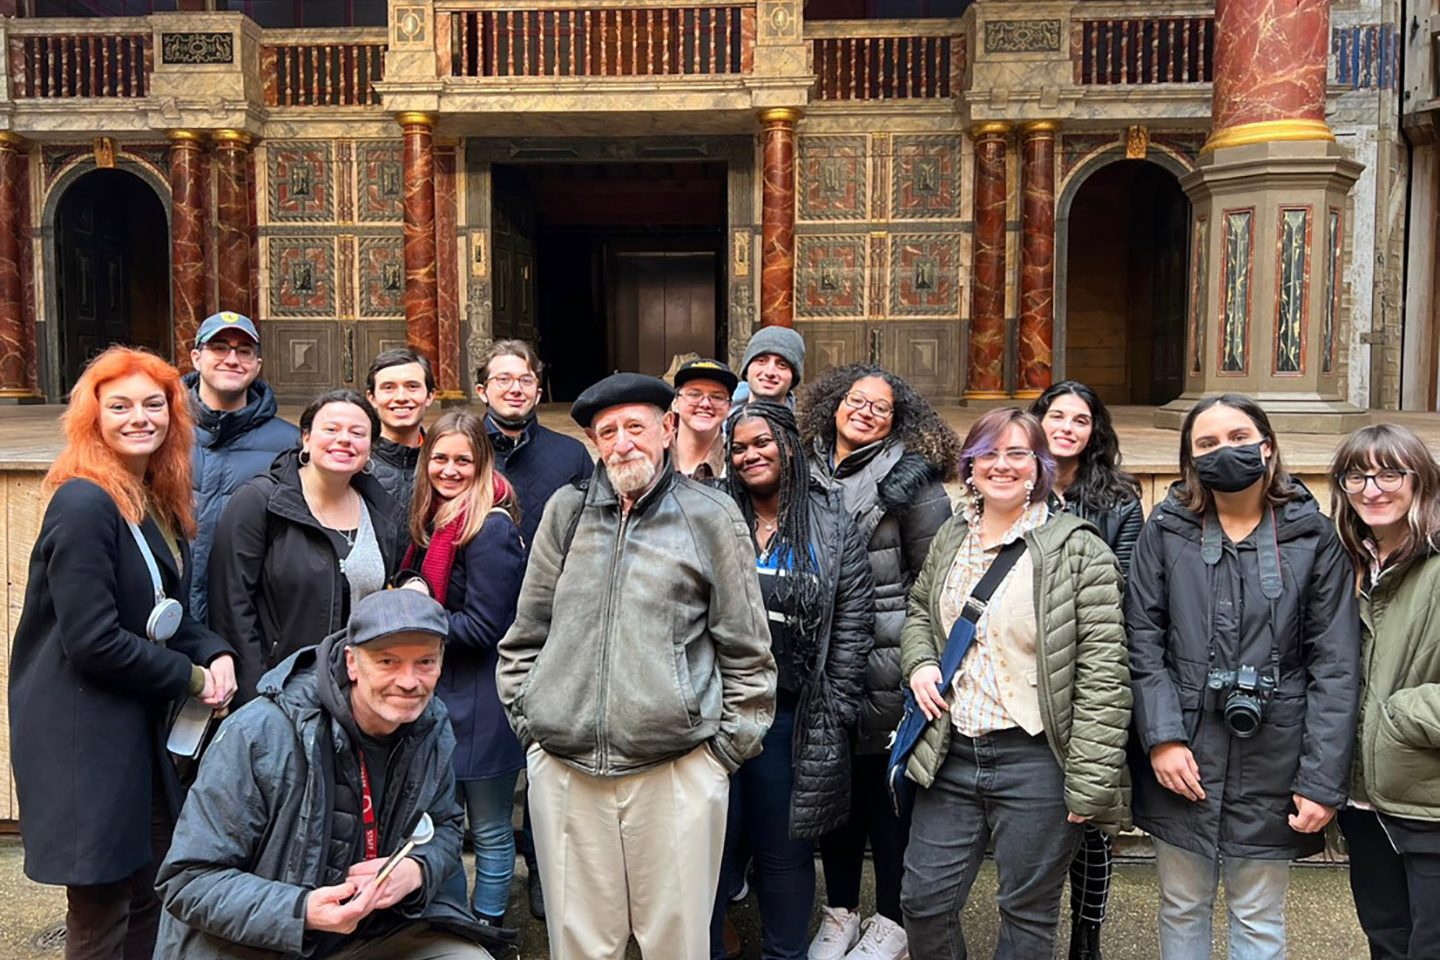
[966,122,1009,400]
[760,107,799,328]
[1207,0,1330,152]
[399,112,439,366]
[0,131,35,398]
[1017,121,1057,399]
[213,130,253,318]
[434,142,463,400]
[1160,0,1362,432]
[169,130,206,371]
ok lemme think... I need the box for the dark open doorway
[54,168,169,394]
[1064,160,1190,406]
[491,162,727,401]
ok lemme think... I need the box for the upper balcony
[0,0,1221,140]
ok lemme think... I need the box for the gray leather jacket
[497,459,776,776]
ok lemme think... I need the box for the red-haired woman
[9,346,236,960]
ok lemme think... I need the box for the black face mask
[1195,442,1268,493]
[488,409,534,432]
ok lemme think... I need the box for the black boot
[1068,919,1103,960]
[527,868,546,920]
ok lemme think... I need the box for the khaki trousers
[527,743,730,960]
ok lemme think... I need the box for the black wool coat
[1126,484,1360,860]
[209,451,402,704]
[9,479,232,886]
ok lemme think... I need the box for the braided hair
[725,401,824,678]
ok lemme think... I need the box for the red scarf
[402,476,511,607]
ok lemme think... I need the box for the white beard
[605,453,657,496]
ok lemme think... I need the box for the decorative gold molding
[964,390,1012,400]
[93,137,116,168]
[970,121,1013,138]
[1126,125,1149,159]
[0,131,23,148]
[213,129,253,146]
[396,112,438,128]
[1202,119,1335,154]
[168,129,204,144]
[759,107,803,125]
[1013,389,1043,400]
[436,389,466,402]
[1020,120,1059,136]
[0,388,42,399]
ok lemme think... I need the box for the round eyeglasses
[1338,469,1413,495]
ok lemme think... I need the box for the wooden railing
[1073,14,1214,85]
[806,20,960,102]
[261,34,387,107]
[7,31,153,98]
[443,2,756,78]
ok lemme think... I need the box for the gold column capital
[213,129,253,146]
[168,129,205,146]
[0,131,24,148]
[396,112,438,129]
[969,121,1013,139]
[759,107,803,125]
[1202,118,1335,154]
[1020,120,1060,136]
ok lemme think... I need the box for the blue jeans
[453,771,520,918]
[1152,837,1289,960]
[709,701,813,960]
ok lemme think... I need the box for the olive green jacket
[1353,549,1440,820]
[898,511,1132,829]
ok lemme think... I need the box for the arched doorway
[53,168,169,394]
[1062,159,1190,406]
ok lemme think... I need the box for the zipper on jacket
[1029,533,1063,766]
[595,510,631,776]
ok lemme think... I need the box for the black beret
[570,372,676,428]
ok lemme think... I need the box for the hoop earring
[361,458,375,475]
[298,449,311,466]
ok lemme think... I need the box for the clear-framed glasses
[678,388,731,408]
[487,374,539,390]
[974,447,1037,467]
[202,340,257,361]
[843,391,893,419]
[1338,468,1413,495]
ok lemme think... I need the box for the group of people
[6,314,1439,960]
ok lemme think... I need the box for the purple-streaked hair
[958,407,1056,505]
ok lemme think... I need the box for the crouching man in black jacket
[154,589,506,960]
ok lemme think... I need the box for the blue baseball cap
[196,311,260,346]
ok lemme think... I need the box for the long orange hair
[45,346,196,538]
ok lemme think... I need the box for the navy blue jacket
[485,414,593,551]
[416,510,527,780]
[184,373,300,624]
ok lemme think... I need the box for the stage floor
[1,402,1436,472]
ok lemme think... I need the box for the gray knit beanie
[740,326,806,387]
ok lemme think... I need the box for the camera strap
[125,519,168,605]
[1201,505,1284,680]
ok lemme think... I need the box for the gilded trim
[396,112,438,128]
[759,107,803,124]
[168,130,205,144]
[0,131,24,148]
[213,129,253,146]
[1202,119,1334,153]
[1020,120,1059,136]
[970,121,1013,138]
[963,390,1012,400]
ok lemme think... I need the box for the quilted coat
[898,511,1132,830]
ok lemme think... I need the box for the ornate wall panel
[358,236,406,317]
[1219,208,1254,375]
[798,136,867,221]
[1272,206,1311,376]
[357,142,404,223]
[267,142,333,222]
[268,237,336,316]
[795,236,866,318]
[890,234,961,317]
[891,136,962,220]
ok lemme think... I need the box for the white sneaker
[845,914,909,960]
[809,906,861,960]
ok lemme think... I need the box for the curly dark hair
[795,363,962,481]
[1029,380,1140,511]
[725,401,823,680]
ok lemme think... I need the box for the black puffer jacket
[810,440,952,753]
[209,451,402,703]
[154,635,504,959]
[1062,496,1142,580]
[1126,483,1360,860]
[786,486,877,837]
[369,436,422,558]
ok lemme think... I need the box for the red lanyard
[357,754,379,860]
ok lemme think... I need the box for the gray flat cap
[346,589,449,646]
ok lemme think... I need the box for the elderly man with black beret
[154,590,507,960]
[497,372,776,960]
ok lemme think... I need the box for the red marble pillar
[399,112,439,366]
[170,131,207,371]
[760,107,800,329]
[0,131,34,397]
[1207,0,1331,151]
[966,122,1010,400]
[213,130,254,318]
[434,142,462,399]
[1016,121,1056,399]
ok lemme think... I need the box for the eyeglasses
[843,392,894,419]
[974,447,1037,467]
[202,340,257,361]
[487,374,538,390]
[1338,469,1413,494]
[678,388,731,407]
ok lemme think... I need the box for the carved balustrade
[261,30,388,107]
[6,21,153,98]
[806,19,961,101]
[438,1,757,78]
[1071,3,1214,86]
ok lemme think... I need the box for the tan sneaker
[845,914,909,960]
[809,906,861,960]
